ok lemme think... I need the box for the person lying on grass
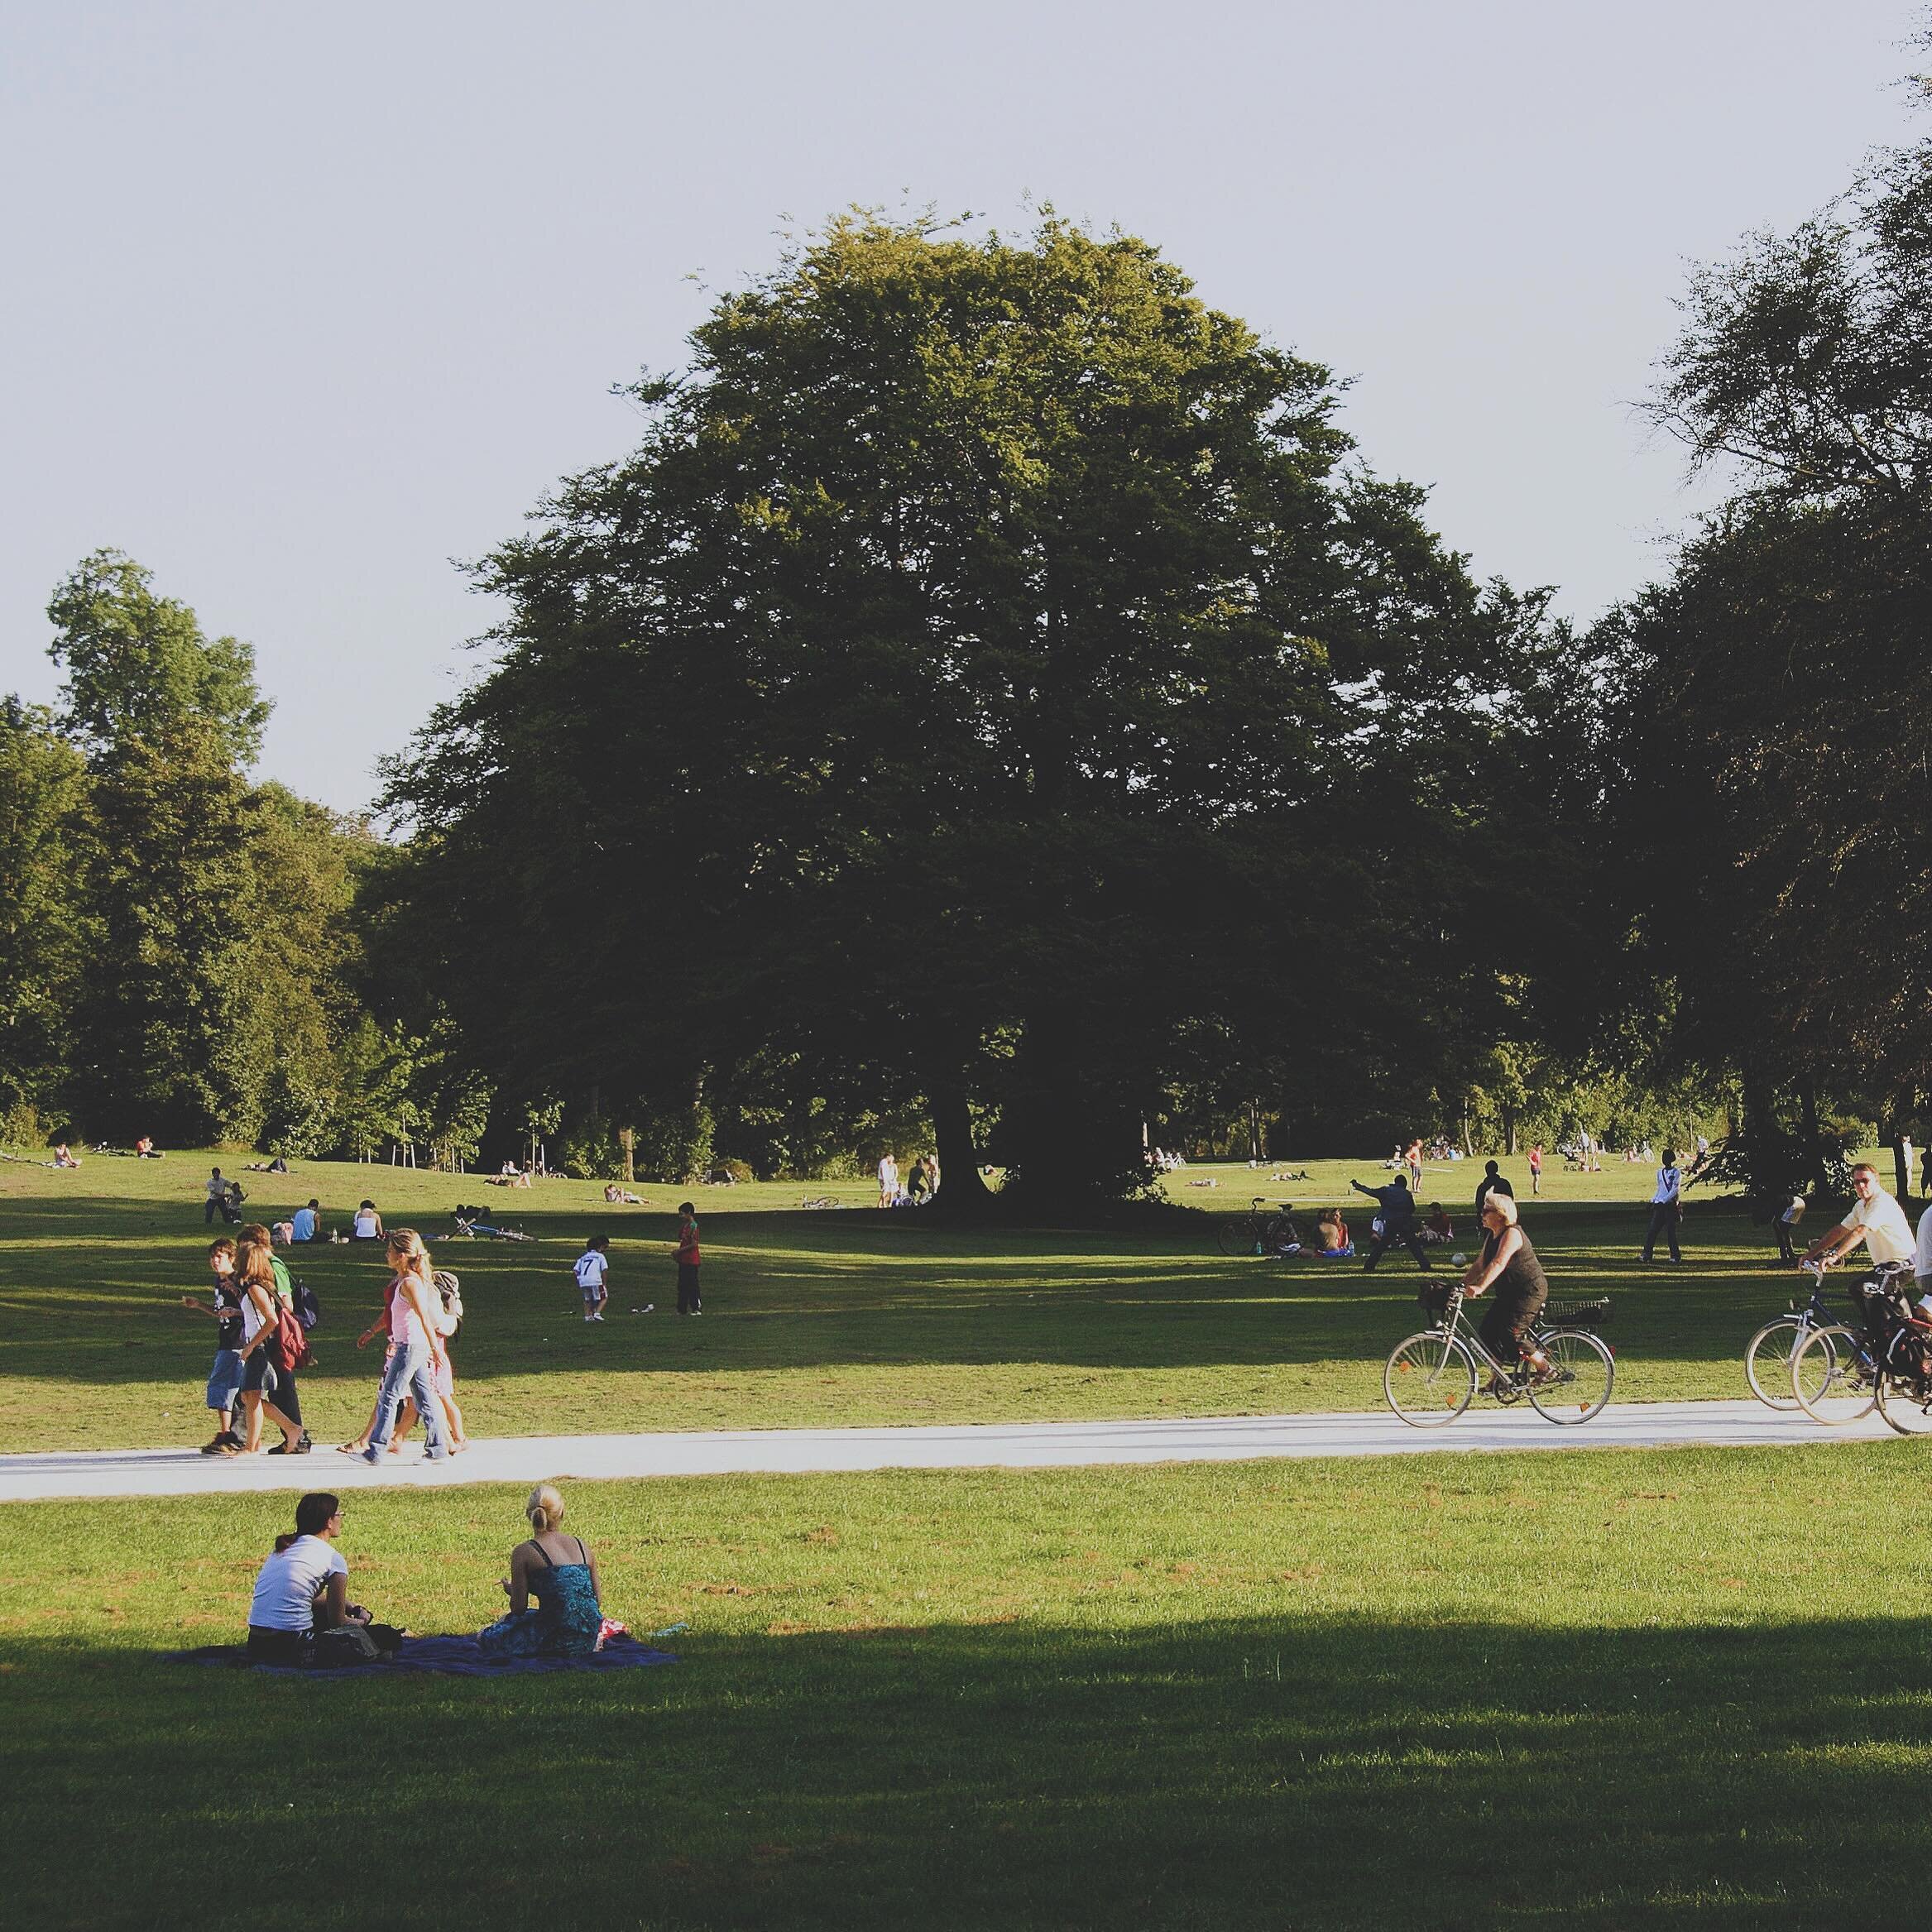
[478,1484,606,1658]
[247,1492,400,1666]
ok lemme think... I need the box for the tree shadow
[3,1609,1925,1928]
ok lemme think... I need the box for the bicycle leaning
[1383,1282,1615,1427]
[1216,1196,1298,1258]
[1786,1258,1932,1433]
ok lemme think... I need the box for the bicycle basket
[1417,1282,1455,1316]
[1542,1297,1611,1328]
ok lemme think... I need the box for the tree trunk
[930,1082,991,1214]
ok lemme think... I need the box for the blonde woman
[477,1484,605,1657]
[1461,1190,1551,1393]
[357,1230,451,1465]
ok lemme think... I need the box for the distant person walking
[1350,1174,1431,1273]
[1775,1192,1808,1264]
[204,1167,229,1225]
[1474,1160,1514,1221]
[1527,1145,1542,1196]
[877,1153,899,1209]
[1641,1149,1685,1263]
[675,1201,702,1314]
[1404,1139,1423,1193]
[359,1230,451,1465]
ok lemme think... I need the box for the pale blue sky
[0,0,1920,812]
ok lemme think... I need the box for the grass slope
[0,1152,1846,1453]
[6,1445,1932,1929]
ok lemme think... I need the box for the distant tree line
[11,120,1932,1203]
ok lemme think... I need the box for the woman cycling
[1461,1191,1551,1393]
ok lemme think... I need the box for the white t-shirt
[1651,1167,1680,1206]
[1847,1188,1915,1267]
[352,1209,380,1239]
[291,1207,317,1241]
[878,1158,897,1187]
[1915,1203,1932,1287]
[248,1534,347,1630]
[574,1250,608,1292]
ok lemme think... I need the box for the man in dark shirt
[1474,1160,1515,1221]
[1350,1174,1431,1273]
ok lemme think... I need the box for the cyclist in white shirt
[1806,1163,1915,1273]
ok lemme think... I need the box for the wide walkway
[0,1400,1906,1501]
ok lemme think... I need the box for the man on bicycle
[1805,1163,1914,1276]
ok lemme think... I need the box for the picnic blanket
[169,1632,678,1678]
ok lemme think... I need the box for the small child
[575,1235,611,1322]
[675,1201,702,1314]
[178,1237,244,1455]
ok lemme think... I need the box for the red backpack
[262,1258,313,1373]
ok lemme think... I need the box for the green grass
[0,1149,1839,1452]
[7,1445,1932,1929]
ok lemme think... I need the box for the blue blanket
[170,1633,678,1678]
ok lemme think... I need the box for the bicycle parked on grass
[1788,1259,1932,1432]
[1384,1282,1615,1426]
[1216,1196,1298,1258]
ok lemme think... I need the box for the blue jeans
[365,1343,447,1459]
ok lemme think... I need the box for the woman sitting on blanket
[478,1484,606,1658]
[247,1492,400,1665]
[1313,1208,1354,1258]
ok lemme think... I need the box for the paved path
[0,1401,1906,1502]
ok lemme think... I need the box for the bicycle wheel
[1384,1331,1477,1426]
[1216,1216,1260,1258]
[1791,1324,1877,1424]
[1875,1336,1932,1435]
[1527,1328,1614,1424]
[1744,1316,1807,1411]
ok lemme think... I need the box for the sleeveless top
[1480,1228,1550,1307]
[524,1536,602,1655]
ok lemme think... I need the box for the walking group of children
[179,1225,316,1455]
[574,1204,702,1321]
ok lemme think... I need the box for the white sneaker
[592,1312,605,1322]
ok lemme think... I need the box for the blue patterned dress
[477,1536,602,1657]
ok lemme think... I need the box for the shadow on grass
[4,1610,1928,1929]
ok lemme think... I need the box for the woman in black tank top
[1465,1189,1549,1372]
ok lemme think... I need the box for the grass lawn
[7,1444,1932,1929]
[0,1150,1857,1453]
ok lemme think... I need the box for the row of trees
[12,100,1931,1201]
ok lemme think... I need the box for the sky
[0,0,1921,813]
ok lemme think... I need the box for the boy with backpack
[179,1236,245,1455]
[575,1235,611,1322]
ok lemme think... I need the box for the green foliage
[557,1109,621,1180]
[46,548,271,768]
[385,213,1569,1210]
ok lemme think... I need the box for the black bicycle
[1215,1196,1299,1258]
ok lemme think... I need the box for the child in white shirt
[574,1237,610,1322]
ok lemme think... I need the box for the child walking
[179,1236,244,1455]
[675,1201,702,1314]
[575,1235,611,1322]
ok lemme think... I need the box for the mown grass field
[0,1149,1847,1452]
[7,1446,1932,1930]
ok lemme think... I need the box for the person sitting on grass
[478,1484,606,1658]
[53,1142,81,1167]
[247,1492,399,1666]
[603,1182,644,1205]
[1421,1201,1455,1243]
[1313,1208,1353,1258]
[352,1199,383,1240]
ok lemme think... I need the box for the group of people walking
[246,1482,607,1666]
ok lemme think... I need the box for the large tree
[1614,126,1932,1199]
[386,214,1559,1203]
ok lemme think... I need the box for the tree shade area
[11,112,1932,1206]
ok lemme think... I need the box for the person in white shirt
[1807,1163,1916,1273]
[1641,1150,1685,1263]
[247,1491,356,1661]
[878,1153,899,1209]
[1915,1196,1932,1316]
[574,1236,610,1322]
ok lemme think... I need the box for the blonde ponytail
[526,1483,564,1534]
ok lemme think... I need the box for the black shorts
[1479,1289,1546,1363]
[240,1351,278,1395]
